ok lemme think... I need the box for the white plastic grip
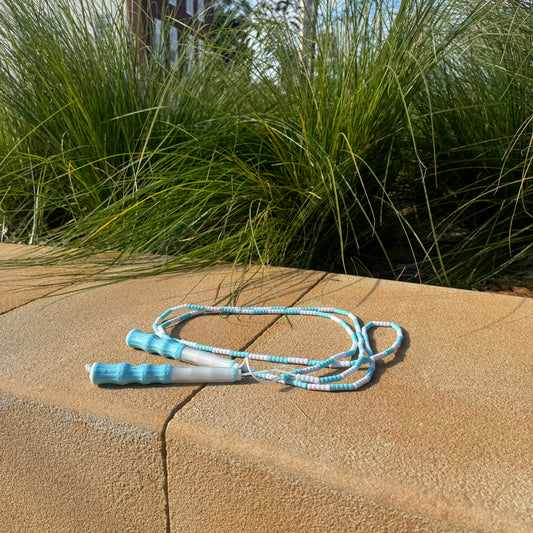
[170,366,241,383]
[180,345,238,368]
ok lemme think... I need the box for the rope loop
[151,304,404,392]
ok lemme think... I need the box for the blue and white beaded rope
[153,304,403,392]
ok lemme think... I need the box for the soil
[478,283,533,298]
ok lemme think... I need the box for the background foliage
[0,0,531,288]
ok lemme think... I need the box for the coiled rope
[152,304,403,392]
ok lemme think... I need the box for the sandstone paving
[166,274,533,532]
[0,243,83,314]
[0,262,324,532]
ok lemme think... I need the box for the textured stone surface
[0,244,79,314]
[0,262,324,532]
[166,275,533,532]
[2,247,531,532]
[0,395,167,533]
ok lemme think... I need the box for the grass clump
[0,0,531,288]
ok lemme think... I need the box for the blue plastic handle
[126,329,185,360]
[89,362,172,386]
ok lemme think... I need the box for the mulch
[481,286,533,298]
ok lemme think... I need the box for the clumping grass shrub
[0,0,531,288]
